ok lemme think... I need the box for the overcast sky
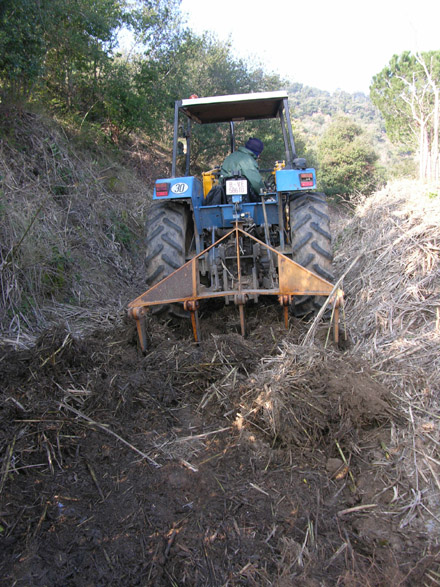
[179,0,440,94]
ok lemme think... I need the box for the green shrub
[317,115,381,198]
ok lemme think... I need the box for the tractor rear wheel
[145,201,191,318]
[289,192,334,316]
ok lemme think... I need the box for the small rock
[326,457,344,476]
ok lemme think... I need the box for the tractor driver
[219,137,265,200]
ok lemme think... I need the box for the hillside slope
[0,109,170,342]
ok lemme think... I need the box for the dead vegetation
[335,181,440,384]
[1,111,440,586]
[0,109,169,341]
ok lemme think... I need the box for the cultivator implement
[129,222,344,352]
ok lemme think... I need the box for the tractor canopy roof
[179,91,288,124]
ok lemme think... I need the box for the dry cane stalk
[59,402,161,467]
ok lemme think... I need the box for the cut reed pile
[215,180,440,569]
[220,181,439,441]
[331,181,440,546]
[333,180,440,392]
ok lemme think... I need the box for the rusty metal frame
[129,223,343,351]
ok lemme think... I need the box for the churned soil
[0,305,438,586]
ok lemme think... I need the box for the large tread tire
[289,192,334,317]
[145,201,190,319]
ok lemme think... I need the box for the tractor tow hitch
[129,222,343,352]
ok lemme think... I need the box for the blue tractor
[129,91,340,349]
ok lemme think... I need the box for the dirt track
[1,303,438,586]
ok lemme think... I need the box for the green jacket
[219,146,265,196]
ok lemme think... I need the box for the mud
[0,306,438,585]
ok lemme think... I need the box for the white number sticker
[171,182,189,194]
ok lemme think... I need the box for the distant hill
[288,83,382,124]
[287,82,407,174]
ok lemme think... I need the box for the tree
[0,0,285,148]
[42,0,124,110]
[370,51,440,182]
[317,116,380,197]
[0,0,47,100]
[0,0,181,125]
[0,0,127,105]
[154,31,285,170]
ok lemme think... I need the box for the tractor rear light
[155,182,170,197]
[300,173,314,188]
